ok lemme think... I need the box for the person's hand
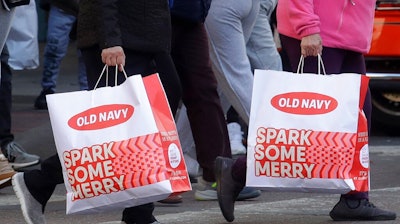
[300,34,323,57]
[101,46,126,71]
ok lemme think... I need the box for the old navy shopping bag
[47,73,190,214]
[246,69,370,194]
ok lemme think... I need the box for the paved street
[1,43,399,224]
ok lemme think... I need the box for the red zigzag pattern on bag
[306,131,356,179]
[112,133,169,188]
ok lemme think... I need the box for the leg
[171,20,231,182]
[226,106,247,155]
[205,0,260,125]
[0,7,15,59]
[0,46,13,146]
[77,49,88,90]
[246,0,282,71]
[34,6,76,109]
[40,6,76,92]
[12,154,63,224]
[0,46,40,170]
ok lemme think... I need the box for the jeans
[41,6,87,91]
[205,0,260,125]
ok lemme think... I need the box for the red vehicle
[366,0,400,133]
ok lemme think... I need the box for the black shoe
[215,156,244,222]
[330,197,397,221]
[34,88,54,110]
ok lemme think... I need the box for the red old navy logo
[68,104,134,130]
[271,92,338,115]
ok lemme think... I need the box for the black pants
[0,46,14,149]
[171,17,232,182]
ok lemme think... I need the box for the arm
[288,0,322,57]
[97,0,125,70]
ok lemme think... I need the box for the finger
[301,48,307,57]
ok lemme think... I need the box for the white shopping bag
[246,68,370,194]
[47,72,191,214]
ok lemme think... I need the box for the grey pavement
[1,43,400,224]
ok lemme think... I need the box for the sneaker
[215,156,244,222]
[195,176,261,201]
[0,154,15,189]
[194,177,218,200]
[158,194,183,204]
[227,122,246,155]
[34,88,54,110]
[1,141,40,170]
[329,197,397,221]
[12,172,46,224]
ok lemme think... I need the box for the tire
[371,90,400,134]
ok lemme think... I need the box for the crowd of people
[0,0,397,223]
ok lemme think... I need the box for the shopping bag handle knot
[94,65,128,89]
[296,54,326,75]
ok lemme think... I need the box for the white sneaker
[12,173,46,224]
[227,122,246,155]
[194,177,218,201]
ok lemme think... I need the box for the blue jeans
[41,6,87,91]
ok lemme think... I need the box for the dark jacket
[39,0,78,15]
[170,0,211,23]
[51,0,78,16]
[77,0,172,53]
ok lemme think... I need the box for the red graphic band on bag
[67,104,134,130]
[62,133,168,201]
[271,92,338,115]
[253,127,357,179]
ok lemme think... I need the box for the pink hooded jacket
[277,0,376,54]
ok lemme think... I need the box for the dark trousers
[24,45,182,224]
[232,35,370,200]
[0,46,14,149]
[171,17,232,182]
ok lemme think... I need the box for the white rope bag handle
[296,54,327,75]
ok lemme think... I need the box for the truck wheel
[371,91,400,133]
